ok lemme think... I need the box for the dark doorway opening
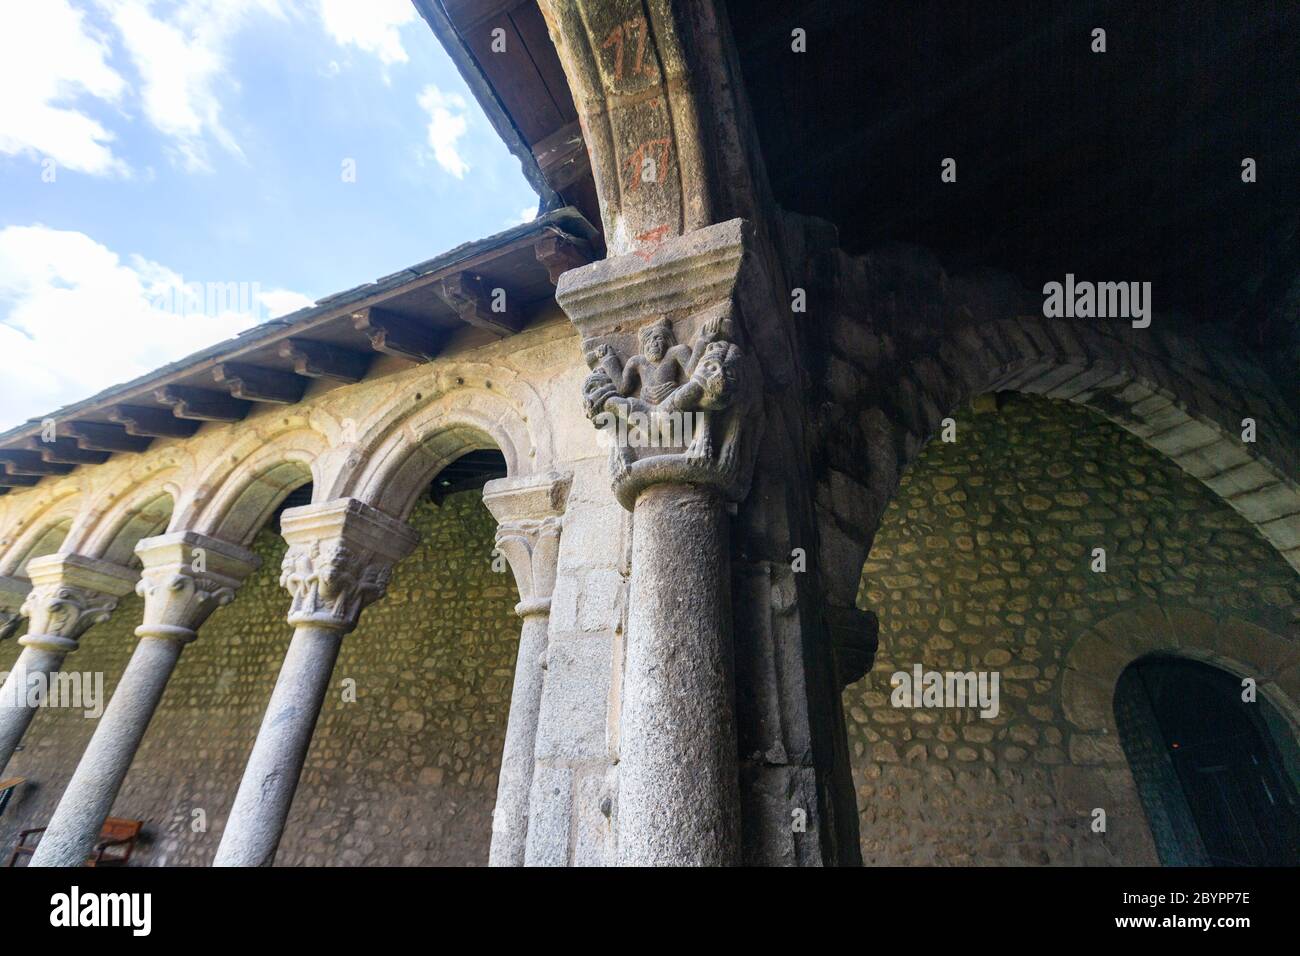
[427,449,507,505]
[1115,656,1300,866]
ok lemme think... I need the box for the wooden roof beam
[64,422,152,454]
[213,362,309,405]
[278,339,371,383]
[0,450,74,476]
[24,437,110,466]
[154,386,251,423]
[351,308,442,362]
[109,405,202,439]
[434,272,522,337]
[0,467,40,488]
[534,234,594,285]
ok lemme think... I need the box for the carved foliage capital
[18,553,138,652]
[278,498,419,632]
[134,532,261,643]
[482,472,571,617]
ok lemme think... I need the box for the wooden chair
[8,817,143,867]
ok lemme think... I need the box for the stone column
[29,533,258,866]
[555,219,762,865]
[0,554,136,774]
[213,498,417,867]
[0,575,28,642]
[481,472,571,866]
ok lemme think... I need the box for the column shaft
[618,483,740,865]
[213,624,343,866]
[489,611,549,866]
[29,637,183,865]
[0,645,67,773]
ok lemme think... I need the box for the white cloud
[257,287,314,316]
[96,0,284,172]
[508,206,537,227]
[317,0,415,66]
[0,225,307,430]
[0,0,129,175]
[418,85,469,179]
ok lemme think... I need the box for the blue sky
[0,0,539,430]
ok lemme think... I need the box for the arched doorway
[1115,656,1300,866]
[843,392,1300,865]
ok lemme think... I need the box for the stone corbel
[278,498,420,633]
[134,532,261,643]
[482,472,572,618]
[0,575,29,641]
[19,553,138,653]
[555,217,764,510]
[825,605,880,689]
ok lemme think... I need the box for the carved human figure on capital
[280,541,391,632]
[584,316,725,406]
[580,314,747,476]
[583,315,735,410]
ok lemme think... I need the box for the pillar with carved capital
[0,554,136,774]
[213,498,418,866]
[556,219,761,865]
[481,472,570,866]
[30,533,259,866]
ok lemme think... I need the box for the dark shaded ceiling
[728,0,1300,351]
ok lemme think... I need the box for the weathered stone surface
[845,395,1299,866]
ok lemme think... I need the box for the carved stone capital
[482,472,572,618]
[278,498,419,633]
[0,575,29,641]
[556,219,763,510]
[133,532,261,644]
[18,554,138,653]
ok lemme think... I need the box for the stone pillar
[0,554,136,774]
[29,533,258,866]
[554,219,762,865]
[0,575,28,642]
[623,482,738,864]
[213,498,417,867]
[481,472,570,866]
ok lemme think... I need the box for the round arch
[0,487,83,577]
[178,427,326,547]
[1062,605,1300,742]
[330,374,550,521]
[853,318,1300,581]
[63,464,183,566]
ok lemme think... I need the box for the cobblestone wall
[845,393,1300,865]
[0,489,519,866]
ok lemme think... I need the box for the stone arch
[81,489,175,568]
[331,372,550,521]
[1062,605,1300,744]
[179,428,326,547]
[63,466,183,566]
[840,386,1299,863]
[1058,605,1300,862]
[0,488,83,576]
[853,319,1300,581]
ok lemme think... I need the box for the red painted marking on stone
[633,225,671,262]
[623,137,672,191]
[601,16,651,82]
